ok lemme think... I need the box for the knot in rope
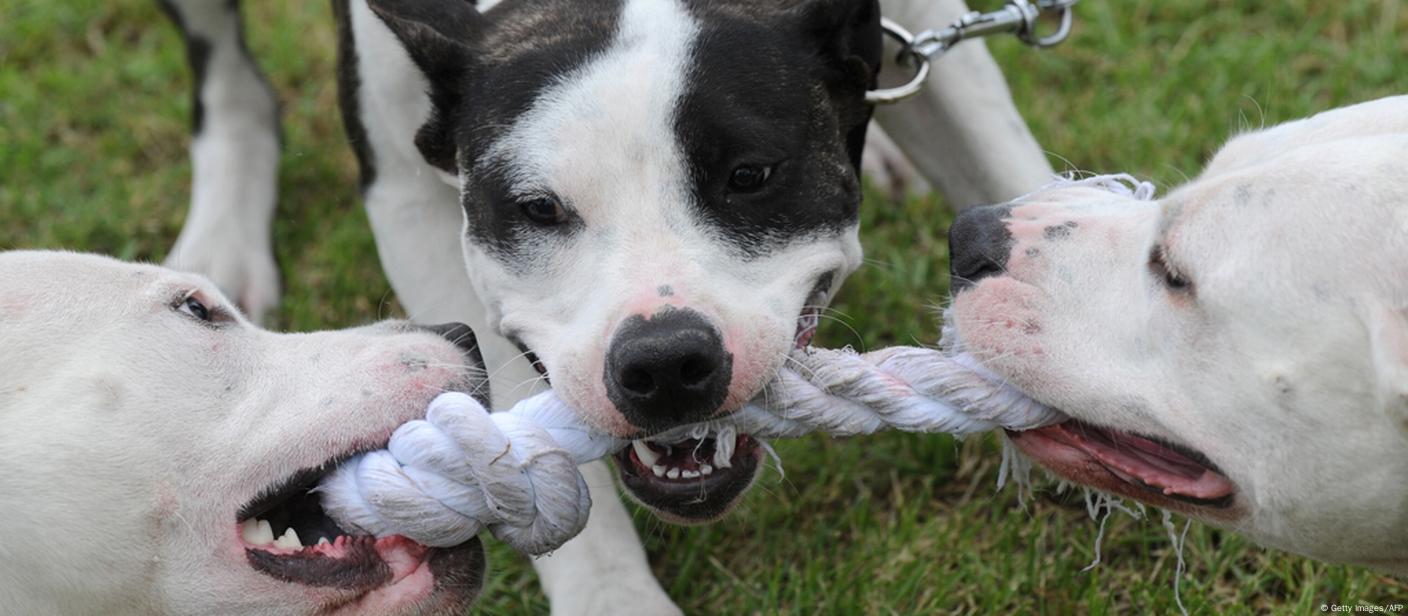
[317,392,624,554]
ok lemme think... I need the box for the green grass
[3,0,1406,613]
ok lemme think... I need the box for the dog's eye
[1150,246,1192,293]
[728,164,773,193]
[179,296,212,322]
[519,196,569,226]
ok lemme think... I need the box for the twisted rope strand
[318,347,1059,552]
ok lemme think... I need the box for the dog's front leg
[158,0,282,324]
[532,460,685,616]
[875,0,1054,208]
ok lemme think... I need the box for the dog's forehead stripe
[483,0,698,206]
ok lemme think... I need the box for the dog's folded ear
[366,0,481,74]
[797,0,883,168]
[365,0,484,173]
[1366,300,1408,433]
[800,0,883,90]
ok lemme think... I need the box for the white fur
[0,251,486,614]
[952,96,1408,572]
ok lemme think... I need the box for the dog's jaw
[947,109,1408,570]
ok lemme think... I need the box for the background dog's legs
[340,1,680,612]
[875,0,1054,208]
[158,0,281,324]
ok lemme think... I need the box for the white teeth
[632,440,661,468]
[701,464,713,475]
[317,537,330,546]
[242,519,274,546]
[652,465,666,477]
[682,470,700,479]
[273,527,302,550]
[666,468,681,479]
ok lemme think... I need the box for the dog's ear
[802,0,883,77]
[365,0,484,173]
[798,0,883,168]
[366,0,481,75]
[1365,301,1408,433]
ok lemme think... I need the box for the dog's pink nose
[604,308,732,433]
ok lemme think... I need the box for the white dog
[948,95,1408,572]
[0,251,503,614]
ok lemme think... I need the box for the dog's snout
[604,309,732,433]
[948,204,1014,292]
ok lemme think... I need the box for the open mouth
[612,278,830,520]
[1006,419,1239,514]
[235,451,483,601]
[613,429,763,522]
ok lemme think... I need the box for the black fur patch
[675,0,882,257]
[333,0,376,189]
[365,0,880,267]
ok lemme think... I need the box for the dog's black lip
[808,272,834,305]
[245,535,391,591]
[509,336,550,384]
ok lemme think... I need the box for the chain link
[867,0,1077,105]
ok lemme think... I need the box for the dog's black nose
[604,308,732,433]
[948,203,1014,292]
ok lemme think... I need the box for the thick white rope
[317,173,1152,555]
[317,347,1060,554]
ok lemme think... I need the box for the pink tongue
[1058,424,1236,500]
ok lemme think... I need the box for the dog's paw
[165,228,280,325]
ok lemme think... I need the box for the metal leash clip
[867,0,1076,105]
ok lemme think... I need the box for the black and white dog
[157,0,1052,611]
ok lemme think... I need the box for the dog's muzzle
[603,307,733,434]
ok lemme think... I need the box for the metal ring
[865,17,931,105]
[1019,2,1074,47]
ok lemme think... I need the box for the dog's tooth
[652,465,666,478]
[240,519,264,545]
[701,464,713,475]
[247,519,274,546]
[632,440,661,468]
[273,527,302,550]
[317,536,330,546]
[666,468,681,479]
[682,469,701,479]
